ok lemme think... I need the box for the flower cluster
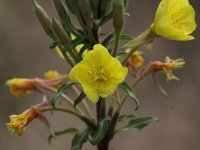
[6,0,197,149]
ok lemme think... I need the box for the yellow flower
[6,78,35,97]
[44,70,61,79]
[151,0,197,41]
[69,44,128,103]
[7,108,38,136]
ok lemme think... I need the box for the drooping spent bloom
[162,56,186,80]
[151,0,197,41]
[126,50,144,68]
[150,56,185,80]
[69,44,128,103]
[43,70,65,88]
[6,71,66,97]
[44,70,61,79]
[6,78,35,97]
[126,50,144,77]
[7,108,38,136]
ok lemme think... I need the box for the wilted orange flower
[150,56,185,80]
[44,70,61,79]
[6,78,35,97]
[7,108,38,136]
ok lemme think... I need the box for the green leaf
[119,82,139,110]
[49,41,59,49]
[51,82,77,107]
[116,52,127,59]
[90,117,110,145]
[116,116,158,132]
[117,114,136,122]
[77,43,92,61]
[120,35,134,41]
[70,37,85,49]
[48,128,78,144]
[74,91,86,107]
[71,128,88,150]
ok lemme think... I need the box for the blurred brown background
[0,0,200,150]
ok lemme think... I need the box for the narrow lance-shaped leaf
[71,128,89,150]
[90,117,110,145]
[49,41,59,49]
[74,91,86,107]
[77,43,92,61]
[116,116,158,133]
[51,82,77,107]
[120,34,134,41]
[70,37,85,49]
[117,114,136,122]
[119,82,139,110]
[48,128,79,144]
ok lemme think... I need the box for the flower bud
[51,17,70,45]
[78,0,92,23]
[113,0,124,30]
[33,0,52,36]
[65,0,79,15]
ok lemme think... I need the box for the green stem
[39,106,97,130]
[107,100,114,117]
[72,86,95,120]
[122,46,138,65]
[63,43,78,63]
[96,97,106,123]
[37,82,84,115]
[112,29,121,57]
[57,45,74,67]
[39,106,81,117]
[122,28,156,64]
[86,22,94,42]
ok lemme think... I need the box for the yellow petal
[151,0,197,41]
[98,81,118,98]
[82,83,99,103]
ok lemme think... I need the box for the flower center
[88,66,108,82]
[171,10,186,30]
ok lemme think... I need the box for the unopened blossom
[151,0,197,41]
[7,108,38,136]
[69,44,128,103]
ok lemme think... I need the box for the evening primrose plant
[6,0,197,150]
